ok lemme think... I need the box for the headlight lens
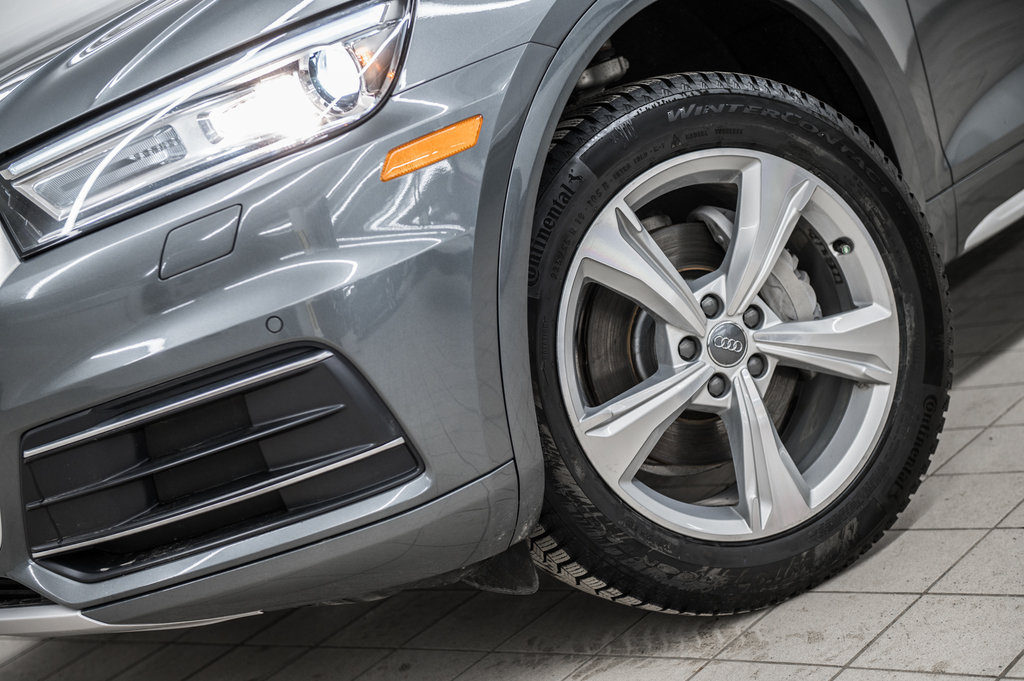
[0,0,410,256]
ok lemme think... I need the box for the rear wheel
[528,73,950,613]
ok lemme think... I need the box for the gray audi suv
[0,0,1019,634]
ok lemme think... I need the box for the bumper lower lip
[0,603,261,637]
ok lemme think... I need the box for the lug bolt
[708,374,729,398]
[701,295,721,319]
[742,306,762,329]
[678,337,700,361]
[832,237,854,255]
[747,354,766,378]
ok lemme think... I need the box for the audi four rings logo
[712,335,744,353]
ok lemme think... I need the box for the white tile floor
[3,228,1024,680]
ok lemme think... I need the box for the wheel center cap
[708,322,747,367]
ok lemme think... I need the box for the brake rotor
[579,211,813,481]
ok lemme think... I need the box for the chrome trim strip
[0,603,260,637]
[963,187,1024,252]
[23,350,334,460]
[32,438,406,558]
[27,404,346,510]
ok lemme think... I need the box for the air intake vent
[22,346,421,581]
[0,578,51,607]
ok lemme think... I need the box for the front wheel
[528,73,950,614]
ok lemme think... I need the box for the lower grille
[22,346,421,581]
[0,578,51,607]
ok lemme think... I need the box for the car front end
[0,0,565,634]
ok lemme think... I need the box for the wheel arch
[498,0,948,544]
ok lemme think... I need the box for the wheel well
[580,0,898,167]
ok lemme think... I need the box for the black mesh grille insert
[22,346,421,581]
[0,578,51,607]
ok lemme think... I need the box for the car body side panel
[926,185,958,258]
[791,0,953,243]
[908,0,1024,182]
[397,0,594,91]
[907,0,1024,249]
[953,146,1024,253]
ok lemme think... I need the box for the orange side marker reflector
[381,115,483,182]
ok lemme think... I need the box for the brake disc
[577,207,821,491]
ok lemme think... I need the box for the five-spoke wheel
[529,73,949,614]
[557,149,899,541]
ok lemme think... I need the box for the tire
[527,72,951,614]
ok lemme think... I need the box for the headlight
[0,0,410,256]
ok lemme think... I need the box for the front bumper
[0,43,553,633]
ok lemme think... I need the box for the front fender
[496,0,953,544]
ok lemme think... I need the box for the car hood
[0,1,140,73]
[0,0,351,155]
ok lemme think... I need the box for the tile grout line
[842,662,1007,679]
[690,657,845,680]
[446,589,580,681]
[240,600,393,649]
[358,647,485,679]
[929,427,988,475]
[0,638,47,674]
[935,481,1024,601]
[836,593,922,674]
[586,607,776,681]
[959,391,1024,432]
[952,319,1024,332]
[388,591,480,650]
[501,597,771,681]
[548,655,589,679]
[586,608,648,659]
[312,589,475,656]
[34,639,106,681]
[950,422,1024,430]
[931,470,1024,478]
[996,647,1024,680]
[97,641,175,681]
[1002,497,1024,529]
[485,589,573,654]
[283,597,392,650]
[955,379,1024,390]
[174,609,295,681]
[405,585,585,675]
[922,529,1002,598]
[948,385,1024,395]
[903,467,1024,678]
[252,646,314,681]
[177,643,241,681]
[816,590,1024,599]
[704,605,775,663]
[896,526,1022,532]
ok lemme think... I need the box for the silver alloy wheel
[556,148,899,542]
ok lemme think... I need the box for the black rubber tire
[527,72,951,614]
